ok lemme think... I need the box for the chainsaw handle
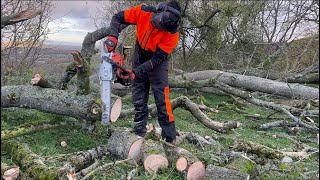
[102,56,129,74]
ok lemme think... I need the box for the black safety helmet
[151,0,181,33]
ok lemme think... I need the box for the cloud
[51,1,100,20]
[47,1,107,44]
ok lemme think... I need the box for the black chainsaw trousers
[131,43,176,142]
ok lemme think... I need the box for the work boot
[132,121,147,137]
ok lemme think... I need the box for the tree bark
[204,164,250,180]
[2,140,63,179]
[67,145,108,171]
[1,85,119,122]
[228,65,319,84]
[170,78,319,132]
[1,85,239,132]
[232,139,283,159]
[172,96,241,133]
[107,128,144,163]
[173,70,319,100]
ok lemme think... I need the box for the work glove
[105,36,118,52]
[124,69,136,81]
[132,66,144,79]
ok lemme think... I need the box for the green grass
[1,91,318,179]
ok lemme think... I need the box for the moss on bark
[2,140,63,179]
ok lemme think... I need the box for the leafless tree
[1,0,53,85]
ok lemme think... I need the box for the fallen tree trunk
[1,86,238,132]
[170,78,319,132]
[1,85,121,122]
[173,70,319,100]
[2,140,63,179]
[228,66,319,84]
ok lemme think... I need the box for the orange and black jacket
[109,4,179,73]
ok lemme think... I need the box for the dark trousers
[131,42,176,142]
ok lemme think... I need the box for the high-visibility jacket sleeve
[109,5,142,38]
[158,32,179,54]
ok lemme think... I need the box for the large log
[1,85,239,133]
[2,140,63,179]
[170,78,319,132]
[107,128,144,163]
[228,65,319,83]
[173,70,319,100]
[1,85,120,122]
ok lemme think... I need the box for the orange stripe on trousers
[164,86,174,122]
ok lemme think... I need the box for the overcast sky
[46,1,107,46]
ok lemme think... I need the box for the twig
[76,159,101,179]
[80,158,133,180]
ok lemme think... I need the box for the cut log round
[143,154,169,173]
[110,98,122,122]
[176,157,188,172]
[143,139,169,173]
[107,129,143,163]
[128,138,144,162]
[168,146,200,172]
[187,161,206,180]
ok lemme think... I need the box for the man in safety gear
[106,0,181,143]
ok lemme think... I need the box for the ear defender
[156,2,167,12]
[151,2,181,32]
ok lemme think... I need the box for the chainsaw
[99,38,132,125]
